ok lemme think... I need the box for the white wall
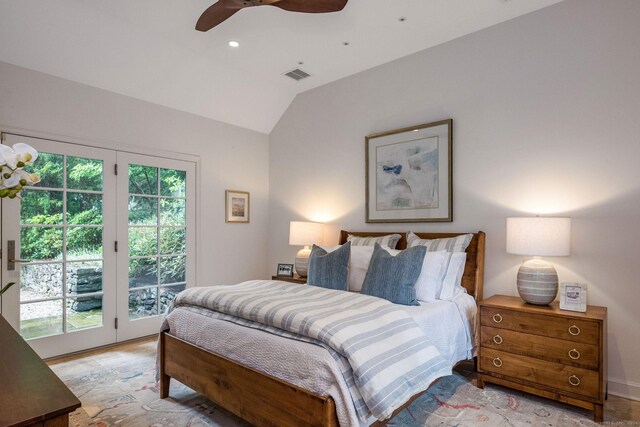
[269,0,640,398]
[0,61,270,286]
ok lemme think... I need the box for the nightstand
[271,275,307,284]
[477,295,607,422]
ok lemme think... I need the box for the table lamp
[506,217,571,305]
[289,221,323,277]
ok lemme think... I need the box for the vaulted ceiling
[0,0,562,133]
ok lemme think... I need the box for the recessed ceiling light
[228,40,240,48]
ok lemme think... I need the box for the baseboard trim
[44,334,158,363]
[608,377,640,401]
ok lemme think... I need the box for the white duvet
[402,292,478,365]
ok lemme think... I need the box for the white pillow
[349,246,376,292]
[439,252,467,300]
[383,248,447,302]
[321,245,375,292]
[416,251,448,302]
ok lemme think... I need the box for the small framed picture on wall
[560,282,588,312]
[225,190,250,223]
[276,263,294,277]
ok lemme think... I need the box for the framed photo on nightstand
[560,282,588,312]
[276,263,294,278]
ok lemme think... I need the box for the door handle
[6,240,30,271]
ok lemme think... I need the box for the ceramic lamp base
[294,246,312,278]
[517,258,558,305]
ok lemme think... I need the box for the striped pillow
[407,231,472,252]
[307,242,350,291]
[347,233,402,249]
[361,243,426,306]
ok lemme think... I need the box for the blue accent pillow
[307,242,351,291]
[361,243,426,306]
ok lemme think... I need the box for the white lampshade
[506,217,571,257]
[289,221,323,246]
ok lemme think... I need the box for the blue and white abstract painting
[376,136,439,211]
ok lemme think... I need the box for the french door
[116,152,195,341]
[1,134,195,357]
[1,135,117,356]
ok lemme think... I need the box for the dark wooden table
[0,315,81,427]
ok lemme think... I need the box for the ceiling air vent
[284,68,311,81]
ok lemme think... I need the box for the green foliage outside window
[20,155,187,282]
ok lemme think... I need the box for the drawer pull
[493,335,503,345]
[492,357,503,368]
[492,313,503,323]
[568,348,581,360]
[568,325,581,336]
[568,375,581,386]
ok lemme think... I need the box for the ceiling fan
[196,0,349,32]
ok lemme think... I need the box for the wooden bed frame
[160,230,485,427]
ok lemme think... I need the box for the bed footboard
[159,332,339,427]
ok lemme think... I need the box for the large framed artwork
[365,119,452,223]
[225,190,250,223]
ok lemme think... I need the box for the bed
[159,230,485,427]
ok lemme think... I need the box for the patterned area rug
[49,338,620,427]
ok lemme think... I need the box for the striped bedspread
[168,280,451,421]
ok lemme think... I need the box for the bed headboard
[339,230,486,301]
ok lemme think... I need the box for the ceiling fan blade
[272,0,348,14]
[196,1,242,32]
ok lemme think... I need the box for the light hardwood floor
[48,336,640,423]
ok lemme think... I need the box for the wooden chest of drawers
[477,295,607,422]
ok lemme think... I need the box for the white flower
[0,170,40,190]
[0,143,38,169]
[4,175,20,188]
[0,144,17,168]
[13,143,39,165]
[14,169,40,185]
[0,142,40,197]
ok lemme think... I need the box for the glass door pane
[116,153,195,341]
[127,165,188,319]
[18,153,106,338]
